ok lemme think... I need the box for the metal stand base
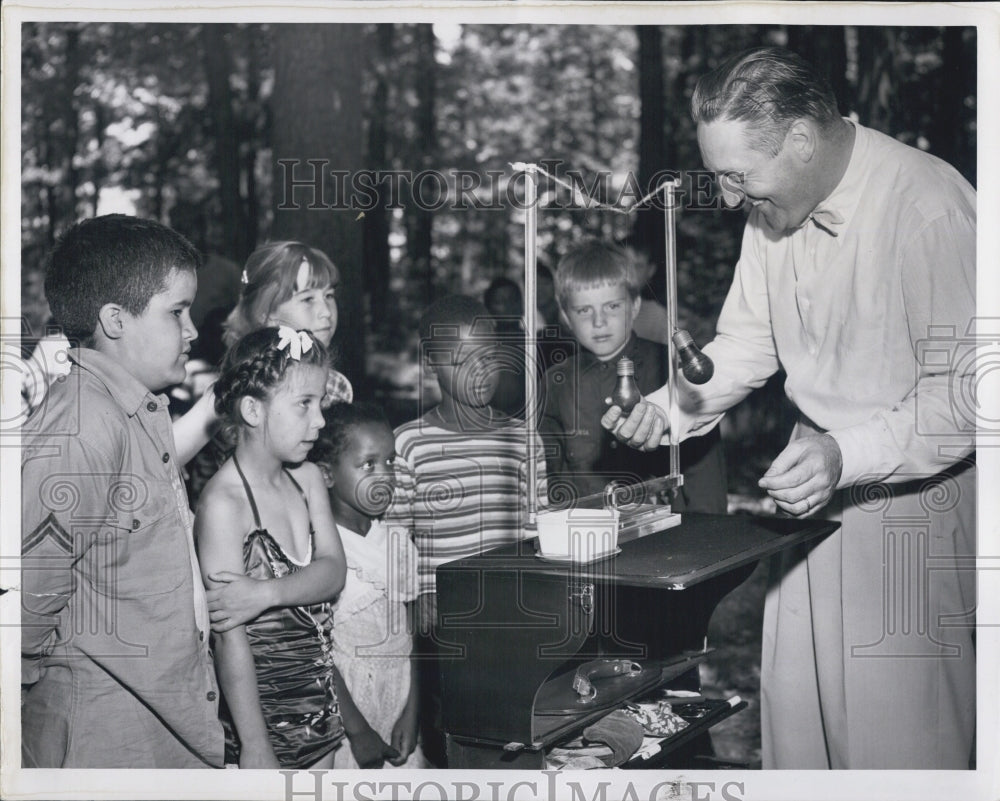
[619,507,682,543]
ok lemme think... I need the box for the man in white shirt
[604,46,976,769]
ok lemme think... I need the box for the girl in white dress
[313,402,424,769]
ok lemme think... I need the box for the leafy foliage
[20,23,976,490]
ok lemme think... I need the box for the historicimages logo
[914,316,1000,447]
[281,770,747,801]
[1,319,78,439]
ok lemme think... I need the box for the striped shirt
[387,413,548,596]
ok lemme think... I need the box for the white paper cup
[535,508,620,560]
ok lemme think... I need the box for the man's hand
[207,572,274,632]
[600,400,668,452]
[758,434,843,517]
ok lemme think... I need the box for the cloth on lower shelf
[545,710,645,769]
[621,698,690,737]
[545,746,611,770]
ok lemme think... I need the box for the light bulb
[672,329,714,384]
[610,356,642,414]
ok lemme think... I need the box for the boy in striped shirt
[390,294,548,627]
[386,295,547,765]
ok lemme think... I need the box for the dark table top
[438,512,839,590]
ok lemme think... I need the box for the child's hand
[238,742,281,769]
[388,701,419,765]
[207,572,275,632]
[600,400,669,452]
[348,724,400,769]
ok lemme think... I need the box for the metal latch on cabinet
[572,658,643,704]
[568,581,594,614]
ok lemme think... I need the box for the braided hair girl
[194,326,396,769]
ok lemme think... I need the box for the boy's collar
[578,332,640,371]
[425,404,515,431]
[68,347,168,415]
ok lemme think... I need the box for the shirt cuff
[646,384,723,445]
[829,422,885,489]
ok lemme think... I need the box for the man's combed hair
[691,46,841,157]
[554,238,641,310]
[312,401,392,466]
[44,214,201,342]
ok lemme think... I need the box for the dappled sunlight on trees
[20,22,976,489]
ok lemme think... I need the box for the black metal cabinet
[435,512,838,769]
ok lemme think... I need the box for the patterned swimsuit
[220,455,344,768]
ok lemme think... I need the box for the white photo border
[2,2,997,800]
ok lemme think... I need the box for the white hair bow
[276,325,313,360]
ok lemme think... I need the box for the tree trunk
[91,103,105,217]
[244,145,258,252]
[409,24,437,305]
[152,104,165,221]
[270,24,366,385]
[64,26,81,221]
[244,29,262,253]
[785,27,848,114]
[586,47,604,176]
[364,23,395,341]
[632,25,666,294]
[202,23,249,263]
[935,27,975,185]
[855,27,895,135]
[39,108,58,243]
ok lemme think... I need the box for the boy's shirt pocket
[87,503,189,600]
[25,471,196,669]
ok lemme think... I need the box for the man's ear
[631,295,642,319]
[239,396,262,428]
[97,303,125,340]
[787,119,817,163]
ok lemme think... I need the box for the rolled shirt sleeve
[647,123,976,490]
[647,222,779,440]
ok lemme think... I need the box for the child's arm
[332,664,400,768]
[195,486,279,768]
[533,430,550,511]
[388,600,420,765]
[172,384,220,465]
[207,462,347,632]
[21,436,108,684]
[213,630,279,768]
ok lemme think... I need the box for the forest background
[20,21,977,499]
[16,19,979,769]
